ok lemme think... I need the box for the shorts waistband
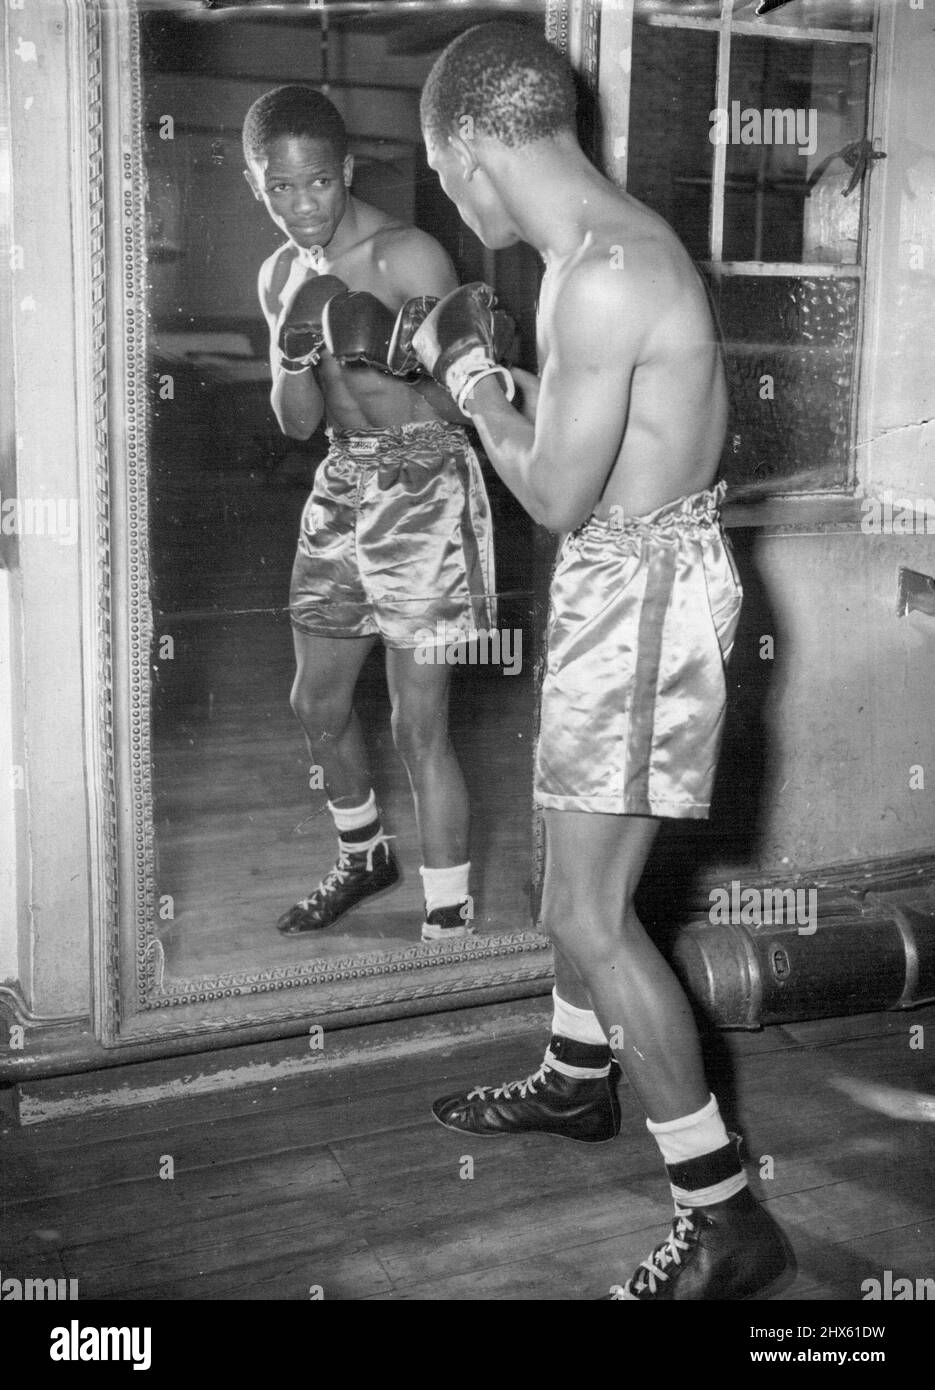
[326,420,468,458]
[574,481,727,541]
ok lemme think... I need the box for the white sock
[420,862,470,912]
[668,1170,748,1208]
[551,988,608,1046]
[328,791,379,834]
[648,1094,747,1207]
[646,1094,728,1163]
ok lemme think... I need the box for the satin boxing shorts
[289,420,497,650]
[534,482,742,819]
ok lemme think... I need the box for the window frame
[580,0,888,526]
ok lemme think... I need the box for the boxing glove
[387,295,439,378]
[323,290,398,372]
[412,283,516,413]
[278,273,347,373]
[491,309,516,368]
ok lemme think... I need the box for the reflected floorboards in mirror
[153,613,534,981]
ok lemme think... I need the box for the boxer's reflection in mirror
[242,86,510,942]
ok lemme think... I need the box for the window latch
[806,138,887,199]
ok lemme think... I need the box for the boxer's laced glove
[388,295,439,378]
[412,282,516,413]
[278,352,319,376]
[278,273,347,373]
[323,290,400,372]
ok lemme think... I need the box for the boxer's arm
[509,367,540,425]
[259,253,326,440]
[411,368,473,426]
[466,267,641,531]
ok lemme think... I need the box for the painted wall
[1,1,92,1017]
[739,1,935,871]
[862,21,935,498]
[702,526,935,878]
[0,573,20,984]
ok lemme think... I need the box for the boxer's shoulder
[258,241,299,319]
[339,202,454,296]
[542,250,641,360]
[546,218,705,361]
[610,202,710,318]
[370,220,443,257]
[365,222,455,296]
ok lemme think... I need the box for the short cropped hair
[421,21,577,148]
[242,84,348,165]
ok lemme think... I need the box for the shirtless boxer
[415,24,792,1299]
[243,85,501,940]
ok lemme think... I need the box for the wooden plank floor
[2,1006,934,1301]
[153,637,535,982]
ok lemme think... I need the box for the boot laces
[298,834,395,908]
[467,1059,551,1103]
[610,1206,698,1300]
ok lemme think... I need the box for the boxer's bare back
[535,188,727,520]
[466,174,727,533]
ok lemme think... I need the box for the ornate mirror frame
[83,0,604,1047]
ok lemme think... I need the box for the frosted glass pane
[717,275,859,491]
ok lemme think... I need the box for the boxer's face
[424,129,518,250]
[245,135,352,250]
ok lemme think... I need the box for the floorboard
[3,1005,934,1300]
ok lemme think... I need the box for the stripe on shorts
[625,541,678,810]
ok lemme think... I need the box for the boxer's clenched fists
[412,282,516,413]
[388,295,439,377]
[322,290,398,372]
[278,274,347,373]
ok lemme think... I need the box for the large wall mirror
[94,0,578,1045]
[97,0,848,1046]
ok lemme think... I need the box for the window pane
[627,17,719,259]
[723,38,870,262]
[630,1,873,33]
[751,0,874,33]
[717,275,859,492]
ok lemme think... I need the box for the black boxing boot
[608,1184,794,1301]
[432,1035,622,1142]
[276,835,399,934]
[421,900,475,942]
